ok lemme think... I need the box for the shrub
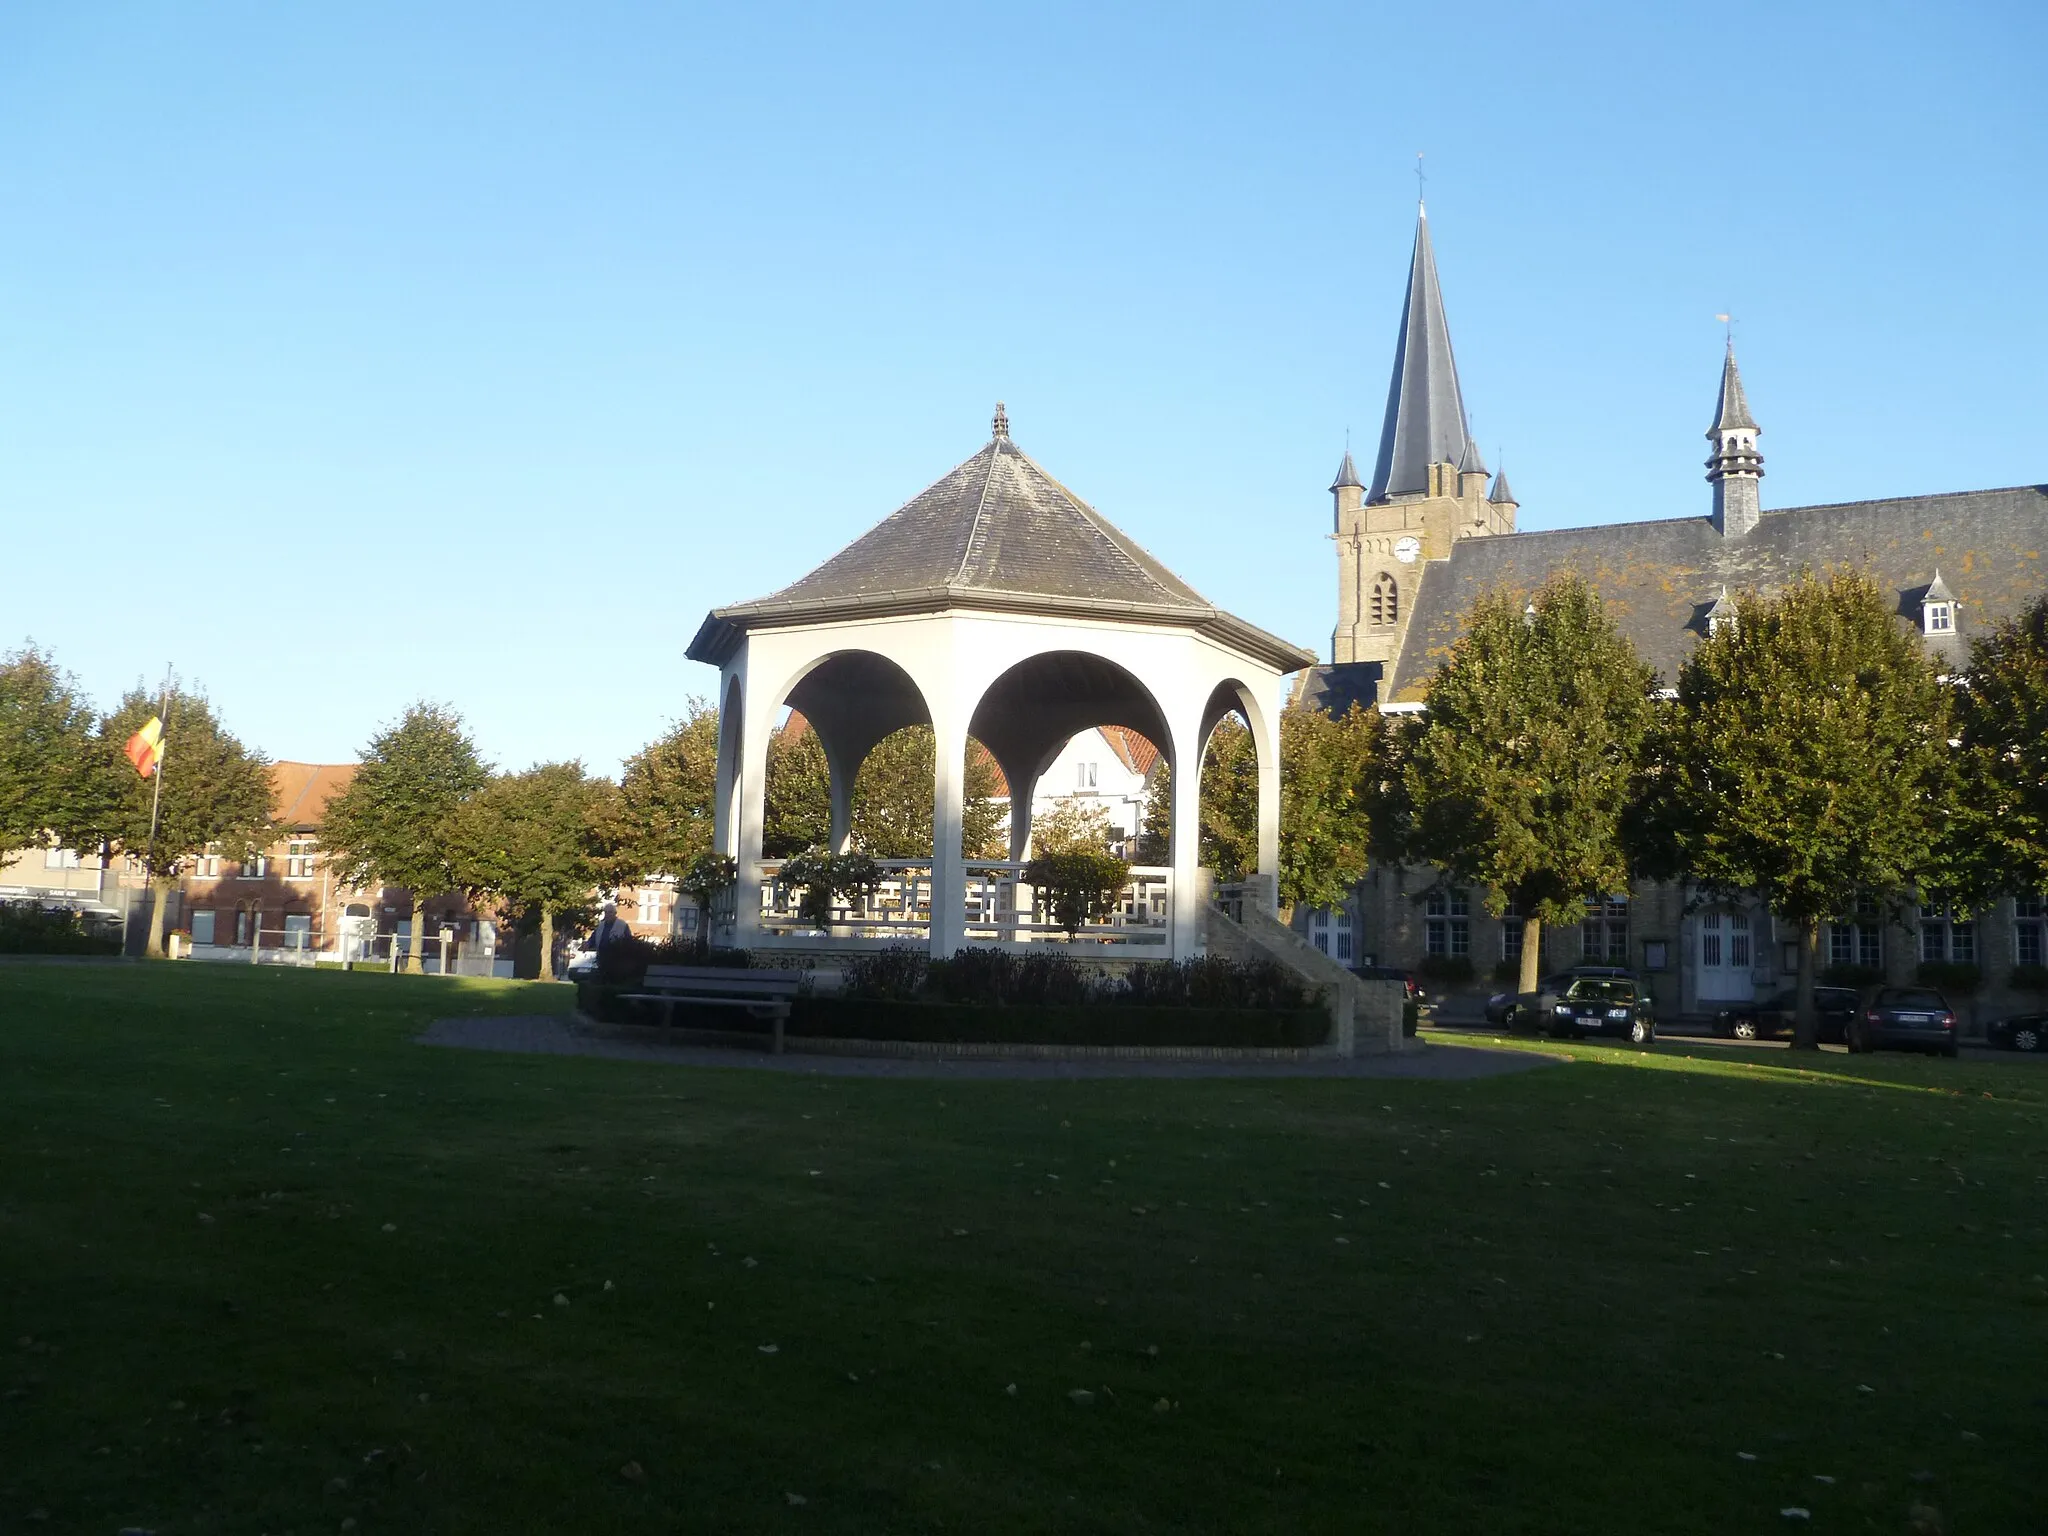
[1011,951,1092,1006]
[842,945,928,1001]
[1822,963,1884,988]
[0,902,121,956]
[595,933,652,985]
[2009,963,2048,993]
[933,946,1017,1004]
[1118,955,1310,1010]
[780,848,883,928]
[1916,960,1981,994]
[1024,850,1131,935]
[1417,954,1475,985]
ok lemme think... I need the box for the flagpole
[138,670,174,955]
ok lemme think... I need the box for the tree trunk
[145,874,172,958]
[539,907,556,983]
[1789,919,1822,1051]
[1517,917,1542,996]
[407,895,426,975]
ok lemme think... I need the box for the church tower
[1706,340,1763,537]
[1331,204,1512,667]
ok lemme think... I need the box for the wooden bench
[618,964,803,1054]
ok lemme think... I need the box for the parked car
[1985,1013,2046,1053]
[1713,986,1861,1043]
[1847,986,1959,1057]
[1488,965,1636,1029]
[563,939,598,980]
[1539,975,1657,1045]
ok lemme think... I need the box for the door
[1696,909,1755,1003]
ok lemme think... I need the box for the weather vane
[1716,311,1736,344]
[1415,152,1426,208]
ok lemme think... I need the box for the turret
[1706,341,1763,537]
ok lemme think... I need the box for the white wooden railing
[753,858,1171,947]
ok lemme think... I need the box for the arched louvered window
[1370,572,1399,627]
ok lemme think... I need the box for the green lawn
[3,966,2043,1534]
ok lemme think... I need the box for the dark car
[1539,976,1657,1045]
[1848,986,1959,1057]
[1986,1014,2046,1053]
[1713,986,1861,1043]
[1487,965,1634,1027]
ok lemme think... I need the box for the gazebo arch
[689,406,1314,958]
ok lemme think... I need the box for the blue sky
[4,1,2043,775]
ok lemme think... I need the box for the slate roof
[1292,661,1384,717]
[1386,484,2048,699]
[1330,450,1362,491]
[1489,467,1516,505]
[1367,209,1476,503]
[687,426,1315,672]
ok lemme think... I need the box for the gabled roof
[1386,484,2047,699]
[1709,341,1759,434]
[1367,209,1476,503]
[687,421,1315,672]
[1098,724,1162,778]
[270,762,355,830]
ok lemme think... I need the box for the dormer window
[1923,601,1953,635]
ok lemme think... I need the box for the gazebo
[685,406,1316,960]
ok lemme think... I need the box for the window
[1335,923,1353,962]
[637,887,663,925]
[1829,894,1883,969]
[42,846,80,870]
[1077,762,1098,790]
[1919,901,1974,963]
[2016,895,2045,968]
[676,904,701,935]
[1309,907,1331,955]
[1581,895,1629,963]
[1501,899,1525,964]
[1923,602,1953,635]
[285,841,318,879]
[234,907,255,946]
[190,910,216,946]
[238,856,267,880]
[189,852,220,878]
[1426,890,1470,957]
[1370,572,1400,627]
[283,913,312,950]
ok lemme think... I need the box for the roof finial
[992,401,1009,441]
[1716,311,1735,348]
[1415,151,1426,213]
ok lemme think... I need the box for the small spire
[1330,448,1362,492]
[991,402,1009,441]
[1925,568,1955,603]
[1708,339,1759,435]
[1456,437,1487,477]
[1488,465,1516,505]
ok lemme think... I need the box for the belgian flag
[123,717,166,779]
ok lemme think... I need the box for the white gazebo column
[824,741,857,854]
[712,666,745,861]
[929,702,970,958]
[1253,695,1281,914]
[733,661,779,948]
[1168,714,1206,959]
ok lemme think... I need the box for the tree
[1275,702,1381,913]
[86,685,277,957]
[764,720,831,858]
[448,762,609,982]
[603,701,721,885]
[1656,570,1955,1047]
[1396,573,1656,997]
[1030,794,1115,855]
[1184,707,1381,912]
[318,703,489,974]
[0,644,98,855]
[848,726,1003,860]
[1135,766,1172,865]
[1955,593,2048,902]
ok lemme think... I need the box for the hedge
[589,989,1329,1049]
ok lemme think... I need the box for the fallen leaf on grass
[758,1344,779,1355]
[1068,1389,1094,1405]
[620,1460,645,1482]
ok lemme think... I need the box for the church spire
[1367,206,1476,503]
[1706,340,1764,537]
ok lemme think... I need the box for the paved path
[419,1014,1556,1081]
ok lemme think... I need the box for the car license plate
[1900,1014,1930,1024]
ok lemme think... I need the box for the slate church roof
[688,409,1317,672]
[1368,208,1478,504]
[1384,484,2048,699]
